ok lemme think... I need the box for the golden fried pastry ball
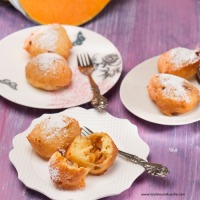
[147,74,200,116]
[158,47,200,79]
[49,151,89,190]
[66,133,118,175]
[25,53,72,91]
[24,24,72,58]
[27,114,81,159]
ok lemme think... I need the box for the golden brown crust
[66,132,118,175]
[158,47,200,79]
[27,115,81,159]
[147,74,200,116]
[25,53,72,91]
[24,24,72,59]
[49,152,89,190]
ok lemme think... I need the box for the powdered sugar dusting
[35,25,58,51]
[32,53,65,75]
[49,167,60,182]
[158,74,191,102]
[169,47,199,69]
[39,114,70,139]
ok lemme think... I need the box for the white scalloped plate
[120,56,200,125]
[9,107,149,200]
[0,25,122,109]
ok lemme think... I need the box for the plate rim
[120,55,200,126]
[9,107,150,200]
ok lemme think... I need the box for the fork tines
[77,54,93,67]
[81,126,93,136]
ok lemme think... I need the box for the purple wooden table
[0,0,199,200]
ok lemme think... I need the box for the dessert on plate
[27,114,81,159]
[25,52,72,91]
[66,132,118,175]
[147,73,200,116]
[157,47,200,79]
[49,151,90,190]
[24,23,72,58]
[26,112,118,190]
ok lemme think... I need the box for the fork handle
[87,74,108,111]
[118,150,169,177]
[87,74,101,95]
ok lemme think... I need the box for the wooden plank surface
[0,0,200,199]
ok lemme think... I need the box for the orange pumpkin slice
[18,0,110,26]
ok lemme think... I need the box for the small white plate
[9,107,149,200]
[120,56,200,125]
[0,25,122,109]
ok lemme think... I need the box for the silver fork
[81,126,169,177]
[77,54,108,111]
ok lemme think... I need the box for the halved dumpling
[49,151,90,190]
[66,132,118,175]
